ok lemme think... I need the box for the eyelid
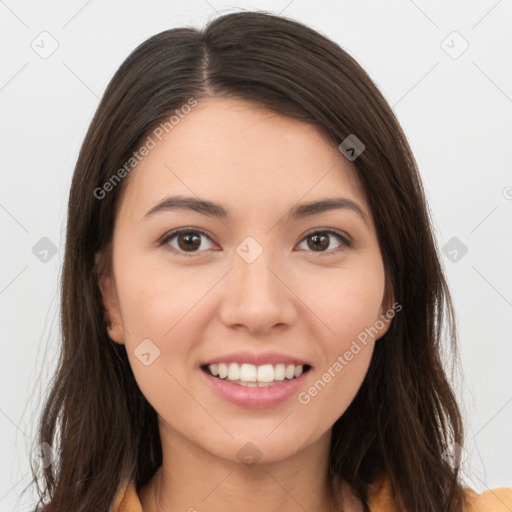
[159,227,352,256]
[158,227,219,256]
[297,228,352,256]
[302,227,351,244]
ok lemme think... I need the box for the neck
[140,427,345,512]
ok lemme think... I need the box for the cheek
[298,343,374,433]
[114,255,225,403]
[294,258,384,420]
[115,252,215,337]
[115,239,386,419]
[299,255,386,346]
[115,260,209,418]
[296,283,381,428]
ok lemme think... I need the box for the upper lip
[201,351,312,368]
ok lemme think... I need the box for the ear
[95,251,125,344]
[375,284,398,341]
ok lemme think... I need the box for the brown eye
[176,232,202,251]
[297,230,350,255]
[160,228,350,257]
[307,233,330,251]
[161,229,216,256]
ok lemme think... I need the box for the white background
[1,1,511,510]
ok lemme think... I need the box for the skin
[98,97,394,512]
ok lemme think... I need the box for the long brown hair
[27,10,466,511]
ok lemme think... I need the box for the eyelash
[159,228,352,257]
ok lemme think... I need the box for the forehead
[117,97,368,222]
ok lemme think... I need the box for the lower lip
[200,368,311,409]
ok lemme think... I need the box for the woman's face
[99,97,392,465]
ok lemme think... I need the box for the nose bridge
[237,248,276,298]
[234,238,281,304]
[219,236,296,331]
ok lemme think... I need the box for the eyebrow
[143,195,370,228]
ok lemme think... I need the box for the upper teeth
[208,363,304,382]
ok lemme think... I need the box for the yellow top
[110,477,512,511]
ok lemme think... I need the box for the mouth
[200,363,312,388]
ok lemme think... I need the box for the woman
[29,10,512,512]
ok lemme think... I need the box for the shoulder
[367,477,512,511]
[110,480,142,512]
[111,476,512,511]
[462,485,512,512]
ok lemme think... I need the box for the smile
[200,363,312,408]
[202,362,311,387]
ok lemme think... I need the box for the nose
[218,247,298,335]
